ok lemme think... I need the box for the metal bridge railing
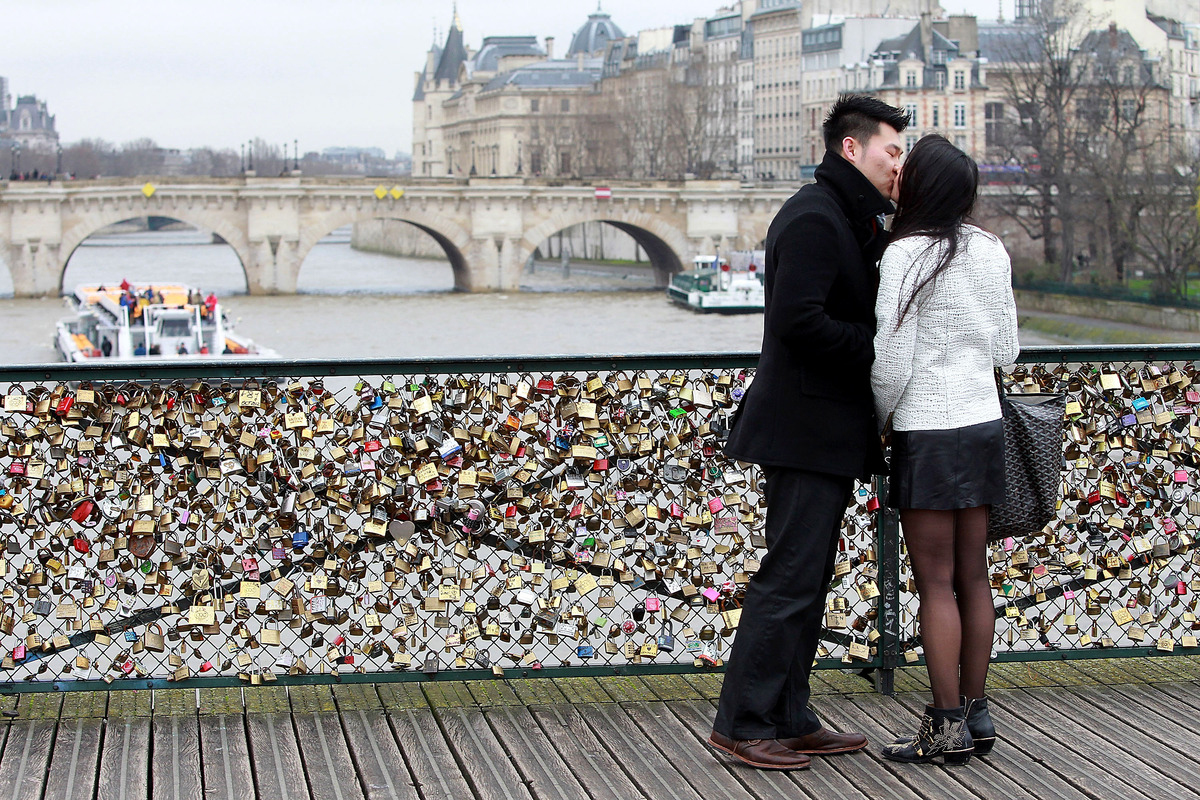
[0,345,1195,694]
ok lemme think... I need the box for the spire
[453,2,462,32]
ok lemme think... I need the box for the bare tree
[113,138,165,176]
[1129,144,1200,300]
[987,0,1095,280]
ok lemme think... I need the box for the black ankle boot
[881,705,973,765]
[892,695,997,755]
[964,697,995,755]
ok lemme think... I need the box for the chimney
[546,36,554,59]
[920,11,933,62]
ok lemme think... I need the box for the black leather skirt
[888,419,1006,510]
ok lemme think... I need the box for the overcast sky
[5,0,1006,156]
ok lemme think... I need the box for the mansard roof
[473,36,544,72]
[481,58,604,92]
[567,11,625,56]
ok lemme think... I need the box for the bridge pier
[8,240,63,296]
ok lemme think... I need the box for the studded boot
[964,697,996,755]
[891,695,996,755]
[881,705,973,765]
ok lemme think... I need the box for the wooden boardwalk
[0,656,1197,799]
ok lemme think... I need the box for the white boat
[54,283,279,362]
[666,253,765,314]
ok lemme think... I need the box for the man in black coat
[708,95,909,770]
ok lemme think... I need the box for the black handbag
[987,389,1066,541]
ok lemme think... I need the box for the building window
[531,98,540,112]
[560,150,571,174]
[955,134,967,150]
[954,71,966,90]
[1120,98,1137,121]
[906,134,918,152]
[985,102,1004,146]
[931,104,940,127]
[906,70,917,88]
[953,103,966,128]
[561,98,570,112]
[935,71,946,89]
[530,148,542,174]
[905,103,918,127]
[932,49,946,66]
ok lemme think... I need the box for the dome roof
[566,11,624,57]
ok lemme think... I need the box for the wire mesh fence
[0,346,1194,692]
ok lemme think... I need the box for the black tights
[901,506,994,708]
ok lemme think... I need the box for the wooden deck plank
[553,676,619,704]
[0,719,57,800]
[1140,680,1200,714]
[289,684,337,713]
[385,706,475,800]
[197,687,243,716]
[242,714,309,800]
[576,700,703,800]
[1018,682,1200,788]
[43,716,103,800]
[153,688,196,717]
[292,710,368,800]
[528,703,649,800]
[485,703,594,800]
[333,684,385,712]
[596,675,659,703]
[807,695,968,800]
[430,702,534,800]
[669,697,842,800]
[1055,682,1200,771]
[338,706,422,800]
[152,714,204,800]
[621,699,758,800]
[107,690,152,718]
[244,686,291,714]
[375,682,430,711]
[15,692,62,720]
[887,693,1091,800]
[638,673,702,701]
[507,677,568,706]
[199,713,257,800]
[988,687,1177,799]
[98,715,151,800]
[466,679,523,707]
[60,691,107,719]
[680,672,724,700]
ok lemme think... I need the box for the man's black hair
[823,94,910,154]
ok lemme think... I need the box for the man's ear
[841,136,858,162]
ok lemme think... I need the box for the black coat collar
[813,150,894,222]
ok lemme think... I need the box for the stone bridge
[0,176,793,296]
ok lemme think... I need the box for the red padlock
[73,536,90,554]
[71,499,95,524]
[866,497,881,512]
[55,396,74,416]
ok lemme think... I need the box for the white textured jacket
[871,224,1020,432]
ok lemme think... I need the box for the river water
[0,227,1059,364]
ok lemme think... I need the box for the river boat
[54,283,278,362]
[666,253,765,314]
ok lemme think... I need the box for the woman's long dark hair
[890,134,980,326]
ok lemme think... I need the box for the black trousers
[713,467,853,739]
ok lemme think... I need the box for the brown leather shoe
[707,731,812,770]
[777,728,868,755]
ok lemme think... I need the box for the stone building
[844,16,990,158]
[0,77,59,154]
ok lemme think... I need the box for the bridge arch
[58,202,253,293]
[294,209,472,292]
[519,208,688,287]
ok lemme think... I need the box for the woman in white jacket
[871,134,1019,766]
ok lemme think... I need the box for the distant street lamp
[240,143,245,173]
[13,143,20,177]
[294,139,299,171]
[9,143,14,177]
[470,140,477,176]
[492,144,498,176]
[56,143,62,177]
[283,142,288,174]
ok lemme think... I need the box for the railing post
[874,473,900,696]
